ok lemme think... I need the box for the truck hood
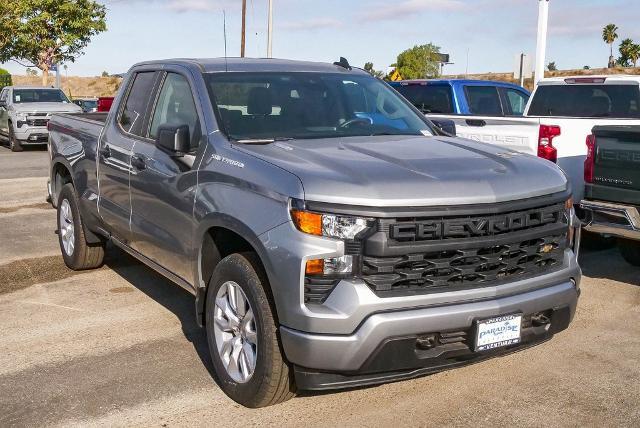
[11,102,81,114]
[235,135,568,207]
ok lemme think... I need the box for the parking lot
[0,145,638,427]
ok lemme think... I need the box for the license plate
[475,314,522,351]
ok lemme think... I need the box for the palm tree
[602,24,619,68]
[629,43,640,67]
[619,38,635,67]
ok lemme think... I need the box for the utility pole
[519,53,525,87]
[240,0,247,57]
[534,0,549,86]
[267,0,273,58]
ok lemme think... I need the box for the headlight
[15,112,28,120]
[291,209,368,240]
[564,197,577,248]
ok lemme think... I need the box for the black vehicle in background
[581,125,640,265]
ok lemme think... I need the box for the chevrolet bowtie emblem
[539,244,555,254]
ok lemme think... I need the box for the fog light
[305,255,353,276]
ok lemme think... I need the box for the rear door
[128,70,205,283]
[0,88,9,136]
[97,70,161,241]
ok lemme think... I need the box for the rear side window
[528,84,640,118]
[394,84,454,114]
[465,86,503,116]
[119,72,157,137]
[502,88,529,116]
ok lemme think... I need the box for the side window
[503,88,529,116]
[149,73,200,149]
[119,72,157,137]
[466,86,503,116]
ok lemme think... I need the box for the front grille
[27,118,49,127]
[361,202,568,297]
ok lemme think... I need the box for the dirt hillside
[444,67,640,91]
[11,75,123,98]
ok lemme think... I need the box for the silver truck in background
[0,86,81,152]
[424,76,640,203]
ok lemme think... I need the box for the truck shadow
[102,244,222,387]
[578,246,640,285]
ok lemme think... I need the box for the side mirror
[430,119,456,136]
[156,124,190,156]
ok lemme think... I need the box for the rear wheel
[8,125,22,152]
[57,183,105,270]
[618,239,640,266]
[205,253,295,407]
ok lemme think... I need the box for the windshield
[393,84,454,114]
[13,89,70,104]
[528,84,640,118]
[205,72,434,141]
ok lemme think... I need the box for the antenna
[223,10,228,72]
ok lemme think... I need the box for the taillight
[538,125,560,163]
[584,134,596,183]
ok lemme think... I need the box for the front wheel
[8,126,22,152]
[205,253,295,407]
[57,183,105,270]
[618,239,640,266]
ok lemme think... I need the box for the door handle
[465,119,487,127]
[99,145,111,158]
[131,154,146,170]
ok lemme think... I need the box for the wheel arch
[194,214,278,328]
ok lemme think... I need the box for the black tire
[8,125,22,152]
[205,252,295,408]
[57,183,105,270]
[618,239,640,266]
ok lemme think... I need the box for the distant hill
[11,75,123,98]
[444,67,640,91]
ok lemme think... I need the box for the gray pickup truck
[47,58,581,408]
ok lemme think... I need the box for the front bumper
[282,280,578,390]
[580,199,640,241]
[15,126,49,144]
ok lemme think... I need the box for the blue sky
[3,0,640,76]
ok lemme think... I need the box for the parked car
[72,97,98,113]
[0,86,81,151]
[422,76,640,203]
[580,125,640,265]
[97,96,114,112]
[47,57,581,408]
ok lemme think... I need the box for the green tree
[363,62,385,79]
[0,67,9,75]
[394,43,441,79]
[628,43,640,67]
[547,61,557,71]
[0,0,107,85]
[101,70,109,77]
[618,38,636,66]
[602,24,619,68]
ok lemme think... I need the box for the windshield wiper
[234,137,294,145]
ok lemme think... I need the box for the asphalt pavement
[0,146,638,427]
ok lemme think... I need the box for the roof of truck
[539,75,640,85]
[133,57,370,74]
[5,86,62,90]
[389,79,527,90]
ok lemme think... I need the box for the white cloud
[358,0,465,22]
[280,18,343,31]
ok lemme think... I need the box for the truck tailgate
[428,114,540,154]
[588,125,640,204]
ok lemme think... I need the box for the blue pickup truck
[389,79,530,116]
